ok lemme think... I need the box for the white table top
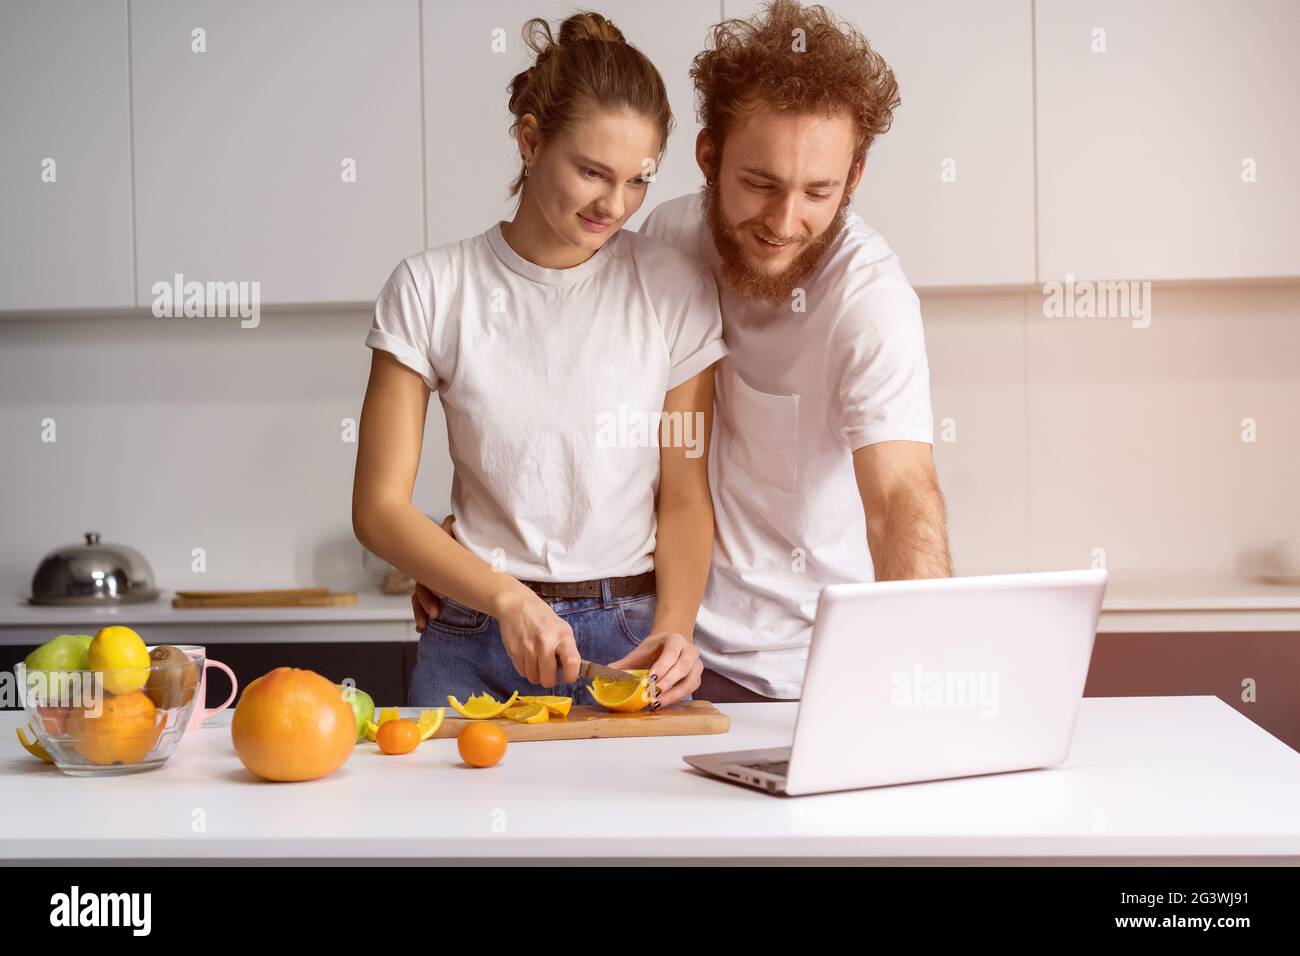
[2,696,1297,863]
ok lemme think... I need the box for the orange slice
[516,695,572,718]
[417,708,445,740]
[16,725,53,763]
[447,691,519,720]
[588,669,653,712]
[504,703,550,724]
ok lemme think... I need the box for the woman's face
[523,107,662,253]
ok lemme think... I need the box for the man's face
[699,107,862,303]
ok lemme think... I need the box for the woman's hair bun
[557,11,626,45]
[504,10,670,200]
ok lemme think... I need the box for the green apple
[337,684,375,742]
[25,634,92,671]
[24,634,93,703]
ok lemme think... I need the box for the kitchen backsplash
[1,281,1297,594]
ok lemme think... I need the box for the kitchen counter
[0,592,418,646]
[2,697,1297,864]
[0,591,417,627]
[4,574,1300,645]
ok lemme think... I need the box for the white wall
[2,0,1297,596]
[2,279,1297,594]
[927,283,1300,577]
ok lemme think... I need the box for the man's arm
[852,440,952,580]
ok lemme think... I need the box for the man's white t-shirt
[642,193,934,698]
[367,222,727,583]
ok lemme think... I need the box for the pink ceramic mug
[176,645,237,730]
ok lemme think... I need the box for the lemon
[516,695,572,718]
[447,691,518,720]
[417,708,445,740]
[88,626,150,695]
[504,703,549,724]
[588,669,653,712]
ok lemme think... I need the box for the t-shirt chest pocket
[722,362,800,492]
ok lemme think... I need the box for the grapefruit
[231,668,355,782]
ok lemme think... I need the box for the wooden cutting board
[172,588,357,608]
[412,701,729,741]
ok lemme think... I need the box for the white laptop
[684,569,1108,796]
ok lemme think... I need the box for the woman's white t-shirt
[366,222,727,583]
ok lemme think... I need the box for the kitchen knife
[577,660,647,684]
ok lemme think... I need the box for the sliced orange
[516,695,572,718]
[417,708,445,740]
[504,703,549,724]
[588,669,653,713]
[447,691,518,720]
[16,725,53,763]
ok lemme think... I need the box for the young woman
[352,12,723,710]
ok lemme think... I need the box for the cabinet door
[131,0,424,305]
[1036,0,1300,282]
[422,0,720,246]
[0,0,134,311]
[722,0,1037,288]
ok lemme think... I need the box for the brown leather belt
[519,570,655,601]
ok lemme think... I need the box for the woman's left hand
[607,632,702,709]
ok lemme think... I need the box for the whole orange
[376,719,421,755]
[68,691,163,765]
[231,667,355,782]
[457,722,507,768]
[37,705,72,736]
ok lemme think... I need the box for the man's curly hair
[690,0,900,170]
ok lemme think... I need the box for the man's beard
[701,177,849,305]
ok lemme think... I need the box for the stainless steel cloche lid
[29,531,160,606]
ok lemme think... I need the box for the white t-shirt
[642,193,934,698]
[367,222,727,583]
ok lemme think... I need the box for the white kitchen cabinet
[0,0,135,311]
[422,0,721,247]
[1035,0,1300,282]
[130,0,424,306]
[722,0,1037,288]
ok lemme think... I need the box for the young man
[635,0,952,701]
[413,0,951,703]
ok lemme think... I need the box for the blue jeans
[408,584,690,707]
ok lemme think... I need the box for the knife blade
[577,660,645,684]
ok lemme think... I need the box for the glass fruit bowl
[14,645,204,776]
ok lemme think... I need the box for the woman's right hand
[412,512,578,687]
[493,585,582,689]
